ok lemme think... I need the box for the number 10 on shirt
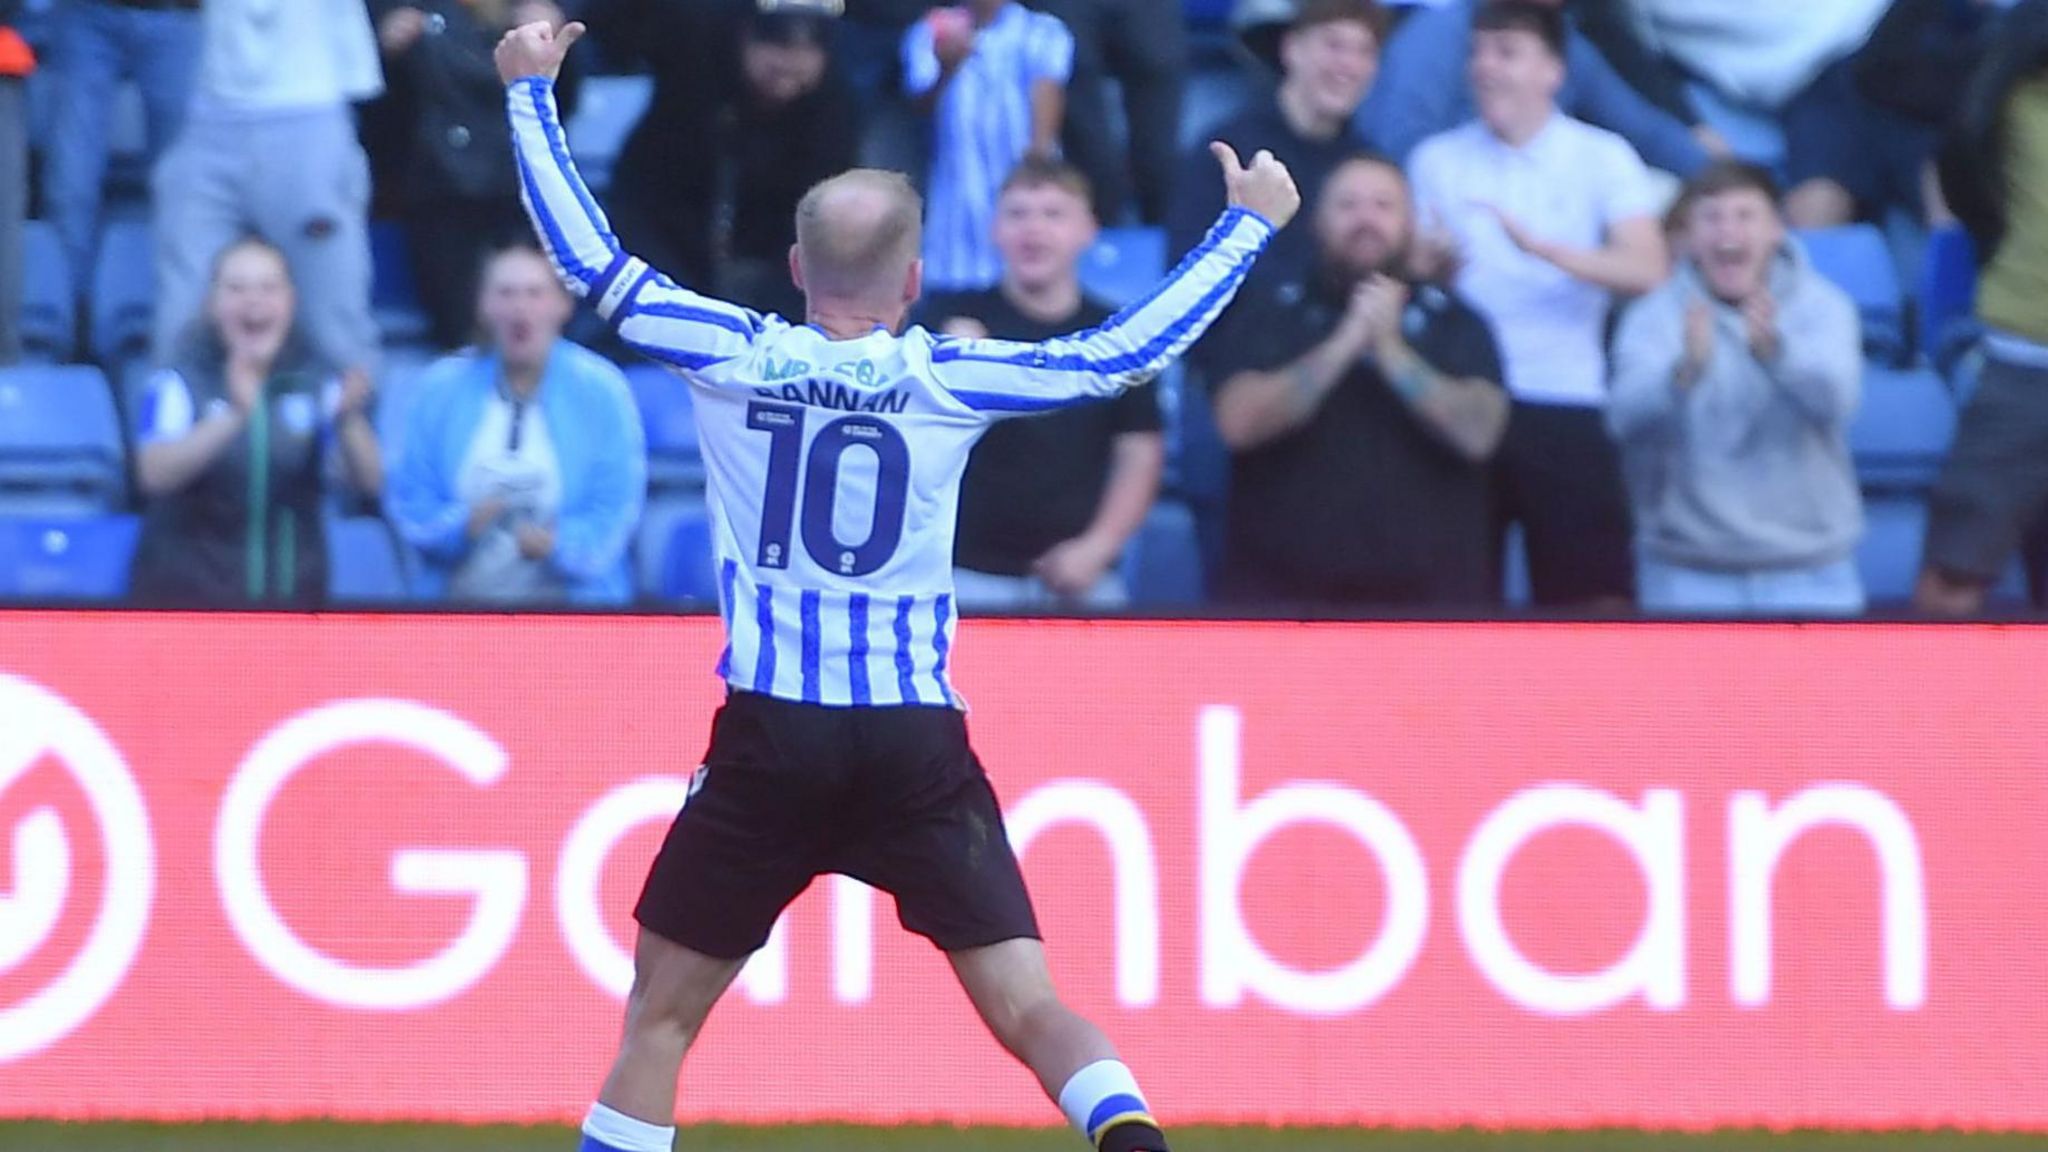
[745,401,912,577]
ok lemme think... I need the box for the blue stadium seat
[1851,365,1956,490]
[0,515,141,601]
[90,216,154,369]
[625,362,704,491]
[370,221,433,348]
[1686,81,1787,173]
[1502,521,1532,609]
[636,495,715,603]
[324,515,412,602]
[1080,227,1168,309]
[1857,494,1926,606]
[1121,499,1203,605]
[1918,225,1980,369]
[373,346,445,471]
[565,75,653,195]
[20,221,76,363]
[0,365,127,514]
[1796,226,1907,361]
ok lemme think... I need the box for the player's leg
[578,928,745,1152]
[835,706,1171,1152]
[949,938,1170,1152]
[580,693,832,1151]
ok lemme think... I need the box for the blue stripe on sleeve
[590,251,635,305]
[518,83,597,284]
[628,341,734,373]
[633,298,764,338]
[945,388,1088,413]
[714,558,738,680]
[930,594,954,706]
[530,80,616,257]
[892,595,921,706]
[752,584,778,694]
[799,590,823,704]
[847,593,872,706]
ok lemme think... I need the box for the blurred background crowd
[0,0,2044,619]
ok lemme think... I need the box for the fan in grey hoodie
[1609,160,1864,616]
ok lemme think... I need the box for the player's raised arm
[497,20,764,375]
[930,144,1301,413]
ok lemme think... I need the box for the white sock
[1056,1059,1155,1146]
[580,1101,674,1152]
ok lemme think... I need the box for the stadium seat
[1851,365,1956,490]
[90,216,154,369]
[1686,81,1787,173]
[373,345,444,471]
[20,221,76,363]
[1122,498,1204,606]
[565,74,653,195]
[0,365,128,514]
[324,515,412,602]
[1797,226,1907,362]
[1080,227,1168,310]
[625,362,704,491]
[1502,521,1532,610]
[1918,225,1980,370]
[637,495,714,603]
[370,221,433,348]
[1857,493,1926,607]
[0,514,141,601]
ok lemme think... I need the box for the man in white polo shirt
[1407,0,1667,609]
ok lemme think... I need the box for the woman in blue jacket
[390,243,646,605]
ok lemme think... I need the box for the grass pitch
[1,1125,2045,1152]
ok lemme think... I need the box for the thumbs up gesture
[1210,142,1302,230]
[495,18,585,84]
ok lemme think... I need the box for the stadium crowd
[0,0,2043,617]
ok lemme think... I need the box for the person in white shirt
[1406,0,1667,608]
[151,0,386,375]
[495,19,1298,1152]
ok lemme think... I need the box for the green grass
[1,1125,2045,1152]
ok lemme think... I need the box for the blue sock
[1057,1059,1167,1151]
[579,1102,674,1152]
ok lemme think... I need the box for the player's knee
[622,976,710,1049]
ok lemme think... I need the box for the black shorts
[1495,400,1636,607]
[635,691,1042,960]
[1925,355,2048,583]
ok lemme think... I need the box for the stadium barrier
[0,612,2043,1129]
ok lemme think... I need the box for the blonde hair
[793,169,923,302]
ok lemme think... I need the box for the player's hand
[509,0,566,31]
[378,6,428,55]
[1034,535,1116,599]
[495,17,584,85]
[467,498,508,541]
[1211,142,1300,230]
[516,523,556,560]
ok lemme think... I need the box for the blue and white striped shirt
[508,77,1271,708]
[903,4,1074,292]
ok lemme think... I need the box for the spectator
[1209,152,1509,608]
[151,0,383,374]
[921,158,1164,610]
[1917,0,2048,615]
[130,236,382,607]
[1609,161,1865,617]
[0,2,29,366]
[38,0,201,299]
[1358,0,1713,177]
[1778,0,2011,229]
[372,0,580,350]
[590,0,857,321]
[1169,0,1385,271]
[1026,0,1186,225]
[1406,0,1667,609]
[903,0,1073,291]
[390,244,646,606]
